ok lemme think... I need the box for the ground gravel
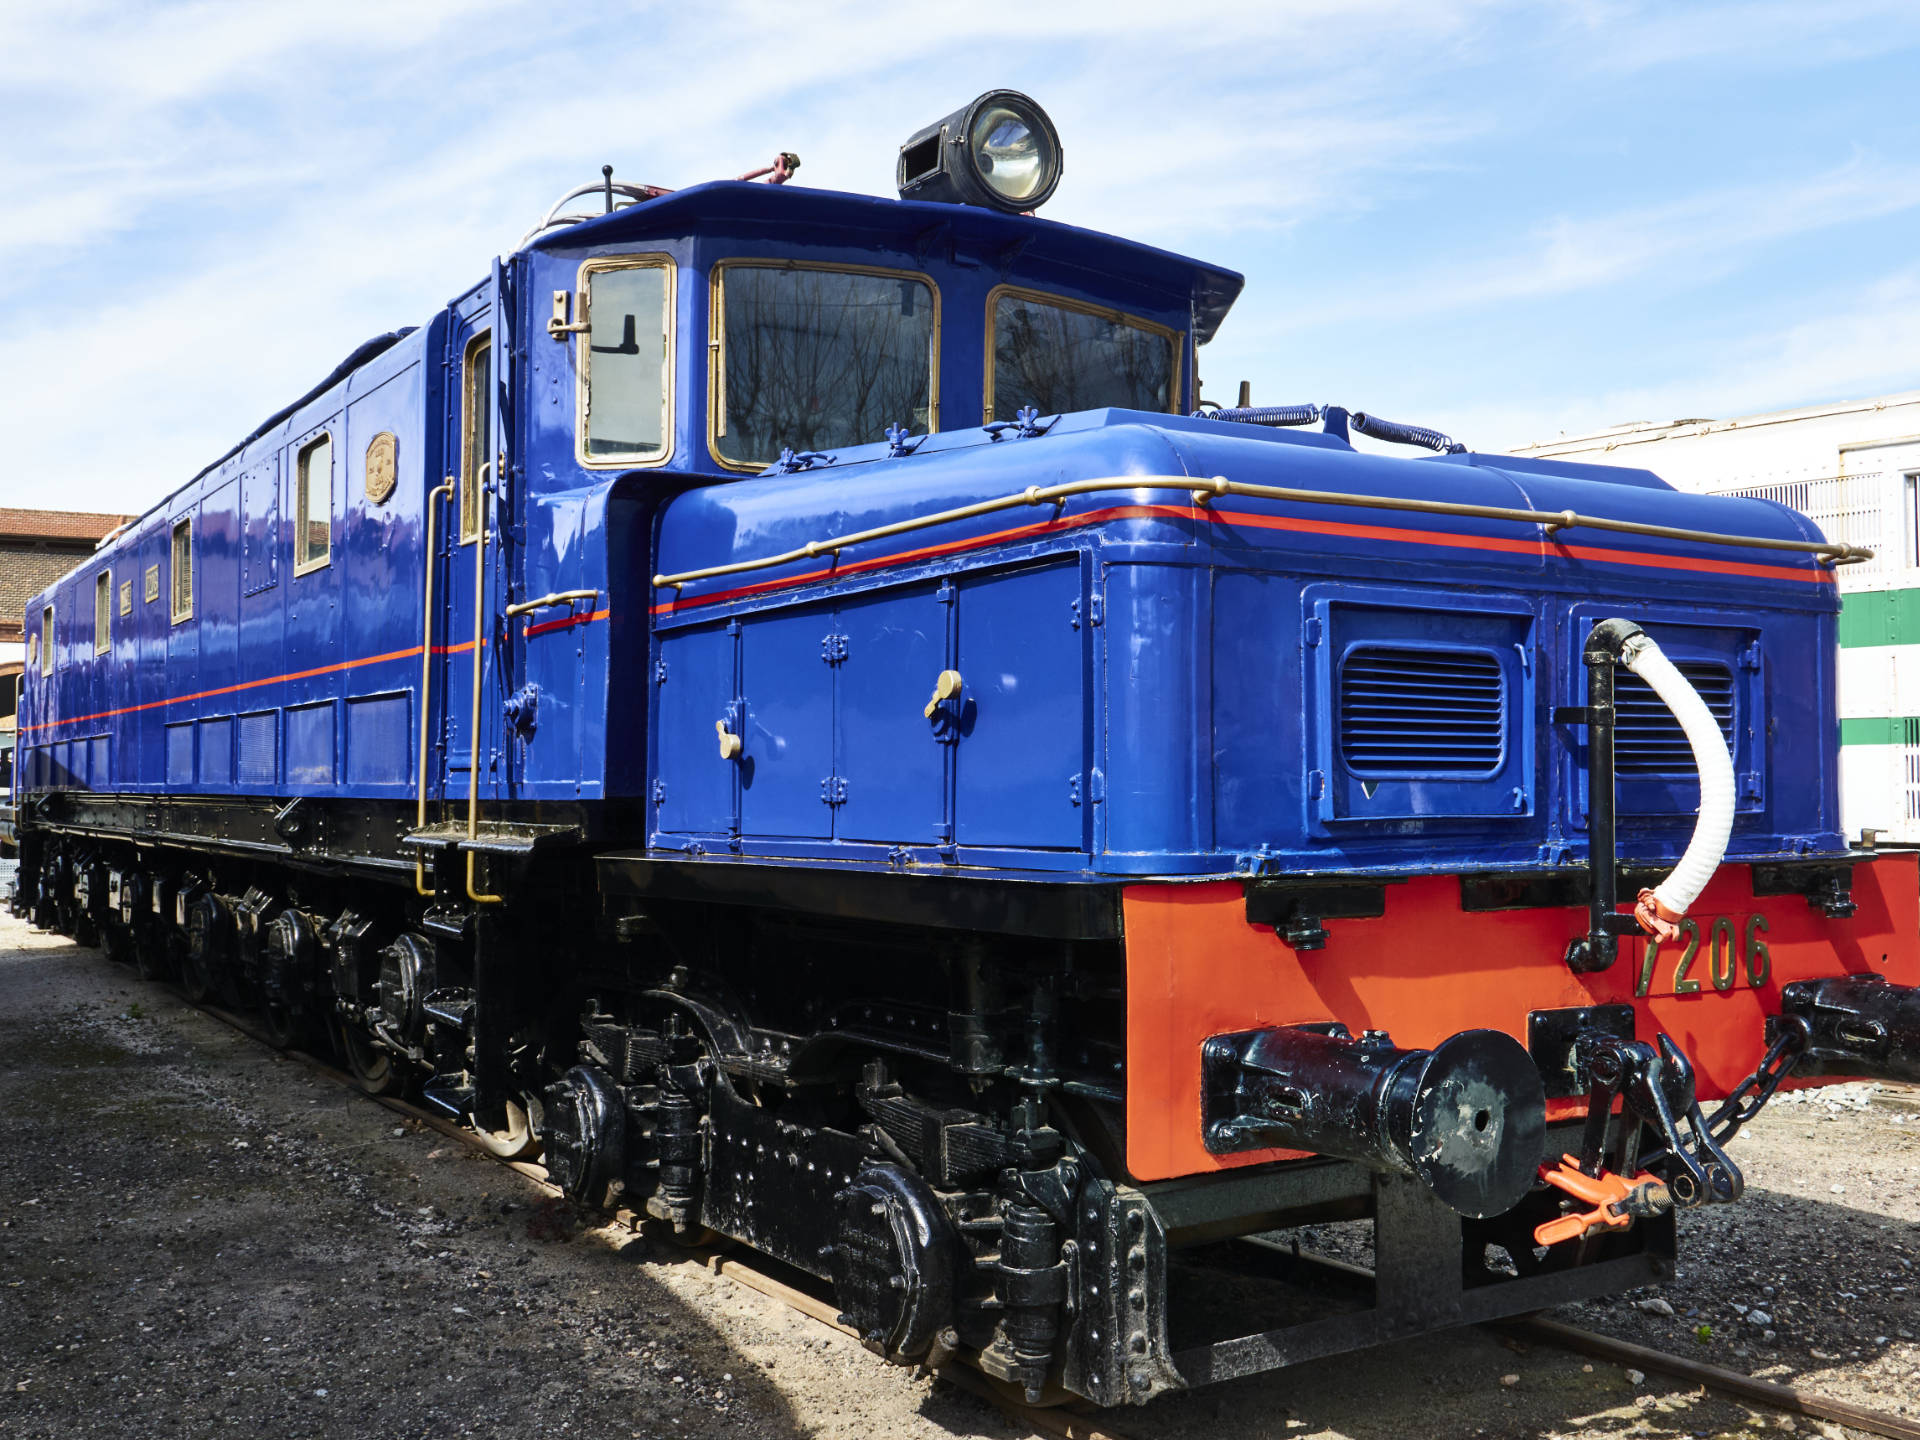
[1,913,1914,1439]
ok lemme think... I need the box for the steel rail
[651,473,1869,589]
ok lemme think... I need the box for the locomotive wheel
[258,999,301,1052]
[336,1020,403,1096]
[180,939,216,1004]
[472,1094,543,1161]
[132,929,171,982]
[99,925,132,968]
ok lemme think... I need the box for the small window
[460,334,491,543]
[144,564,159,603]
[711,262,937,469]
[119,579,132,616]
[580,261,671,466]
[986,288,1177,423]
[171,518,193,623]
[94,572,111,655]
[1905,472,1920,569]
[296,434,332,573]
[39,605,52,676]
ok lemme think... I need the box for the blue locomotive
[16,92,1920,1405]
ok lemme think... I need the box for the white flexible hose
[1620,633,1734,916]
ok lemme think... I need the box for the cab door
[434,280,509,810]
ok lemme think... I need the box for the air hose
[1620,632,1736,936]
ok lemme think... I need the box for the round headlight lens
[970,100,1054,204]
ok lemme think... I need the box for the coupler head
[1202,1023,1548,1218]
[1779,975,1920,1084]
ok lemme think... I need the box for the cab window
[711,263,936,469]
[987,288,1176,423]
[295,433,332,573]
[39,605,52,675]
[170,519,193,623]
[461,333,490,541]
[579,261,671,466]
[94,571,110,655]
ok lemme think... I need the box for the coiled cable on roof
[1195,405,1322,427]
[1350,410,1467,454]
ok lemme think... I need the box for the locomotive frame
[13,96,1920,1407]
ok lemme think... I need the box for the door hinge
[936,580,956,606]
[820,776,847,806]
[821,632,849,663]
[1304,616,1323,646]
[651,780,667,804]
[1069,774,1082,806]
[1070,596,1104,629]
[726,618,743,636]
[1307,768,1326,800]
[653,660,669,684]
[1741,641,1763,671]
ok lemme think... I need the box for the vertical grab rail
[467,461,504,904]
[414,479,455,897]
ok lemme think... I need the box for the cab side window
[461,334,491,542]
[296,433,332,573]
[170,520,193,623]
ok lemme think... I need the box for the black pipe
[1200,1023,1547,1218]
[1565,618,1646,974]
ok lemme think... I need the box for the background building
[0,507,134,782]
[1514,391,1920,842]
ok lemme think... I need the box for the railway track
[111,955,1920,1440]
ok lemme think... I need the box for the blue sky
[5,0,1920,514]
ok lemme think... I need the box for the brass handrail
[415,479,454,898]
[650,473,1870,590]
[467,461,503,905]
[504,588,598,618]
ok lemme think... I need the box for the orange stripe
[524,606,610,639]
[22,638,484,736]
[651,501,1833,616]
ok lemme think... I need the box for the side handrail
[504,588,598,618]
[650,473,1870,590]
[415,479,454,898]
[468,462,503,905]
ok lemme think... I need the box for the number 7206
[1634,914,1772,998]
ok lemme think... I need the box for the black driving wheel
[336,1019,403,1096]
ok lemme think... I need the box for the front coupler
[1780,975,1920,1083]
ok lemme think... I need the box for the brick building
[0,508,135,781]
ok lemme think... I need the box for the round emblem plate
[365,431,398,505]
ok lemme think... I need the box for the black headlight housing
[896,90,1063,214]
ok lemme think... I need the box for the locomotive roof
[527,179,1246,345]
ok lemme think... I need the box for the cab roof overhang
[525,180,1246,345]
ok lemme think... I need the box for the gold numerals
[1634,913,1771,998]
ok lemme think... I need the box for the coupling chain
[1639,1014,1811,1171]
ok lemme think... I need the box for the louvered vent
[1615,662,1735,774]
[1338,647,1505,776]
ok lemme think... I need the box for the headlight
[896,90,1062,215]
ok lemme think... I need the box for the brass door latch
[923,670,963,718]
[716,719,743,760]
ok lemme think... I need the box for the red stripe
[524,606,610,639]
[651,501,1833,615]
[22,638,485,736]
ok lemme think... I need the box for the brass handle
[923,670,963,719]
[716,719,743,760]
